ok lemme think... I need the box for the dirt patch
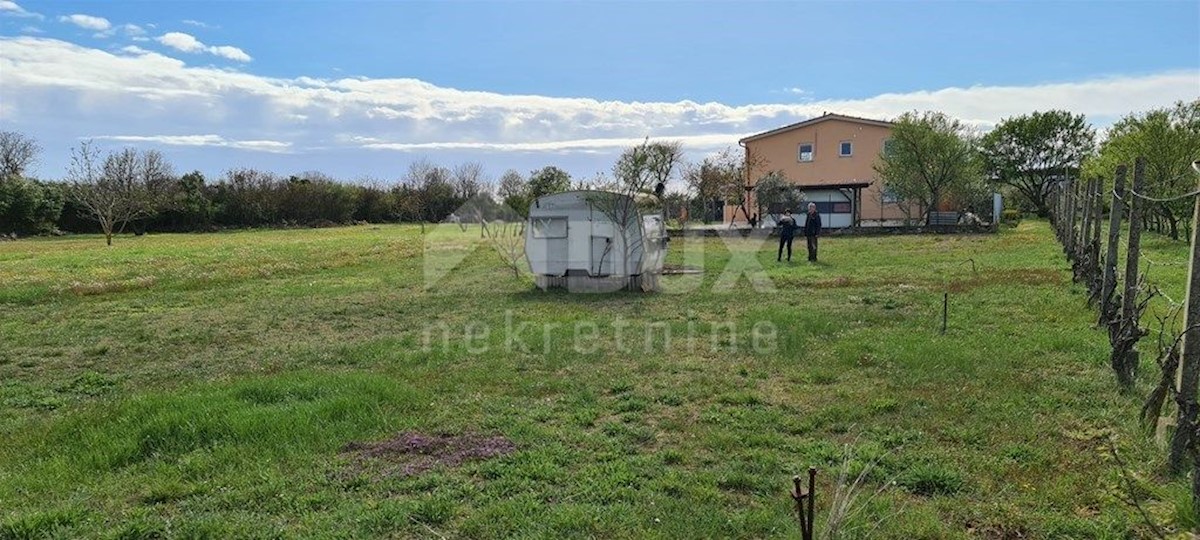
[341,432,515,477]
[946,269,1062,292]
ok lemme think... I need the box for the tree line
[1,99,1196,242]
[873,100,1198,232]
[0,135,689,245]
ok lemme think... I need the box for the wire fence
[1048,155,1200,527]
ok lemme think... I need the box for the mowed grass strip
[0,221,1194,538]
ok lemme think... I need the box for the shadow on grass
[507,286,660,305]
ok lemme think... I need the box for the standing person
[777,209,797,262]
[749,213,758,230]
[804,202,822,262]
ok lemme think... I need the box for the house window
[881,186,901,204]
[882,139,896,157]
[797,143,814,162]
[839,141,853,157]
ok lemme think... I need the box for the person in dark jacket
[804,202,822,262]
[777,209,797,262]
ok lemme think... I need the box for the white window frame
[531,217,568,239]
[797,142,814,163]
[839,140,853,157]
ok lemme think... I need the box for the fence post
[1065,178,1077,256]
[1169,165,1200,476]
[1100,166,1127,324]
[1089,178,1104,296]
[1079,179,1093,263]
[1116,158,1146,387]
[1091,178,1103,263]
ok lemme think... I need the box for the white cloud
[0,1,42,19]
[19,25,41,33]
[351,134,739,154]
[157,31,205,52]
[181,19,214,29]
[156,32,251,62]
[92,22,144,39]
[91,134,292,153]
[207,45,251,62]
[59,14,111,31]
[0,37,1196,162]
[118,45,151,55]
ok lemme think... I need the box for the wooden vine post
[1100,166,1127,324]
[1115,159,1146,388]
[1169,164,1200,481]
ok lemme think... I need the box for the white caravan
[525,191,667,292]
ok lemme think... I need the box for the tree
[578,139,683,288]
[685,147,752,224]
[0,132,62,235]
[451,162,488,200]
[753,171,804,218]
[67,143,173,246]
[873,111,983,225]
[402,159,459,223]
[980,110,1096,217]
[153,170,216,231]
[1085,100,1200,240]
[0,131,40,181]
[614,139,684,200]
[527,166,572,199]
[497,169,529,216]
[0,178,64,235]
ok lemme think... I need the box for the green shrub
[1001,209,1022,227]
[0,178,64,235]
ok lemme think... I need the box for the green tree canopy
[873,111,983,225]
[527,166,572,200]
[753,171,803,216]
[1083,99,1200,240]
[980,110,1096,217]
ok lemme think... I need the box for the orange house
[729,113,916,227]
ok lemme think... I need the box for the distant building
[732,113,917,228]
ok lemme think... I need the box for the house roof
[739,113,893,144]
[776,181,874,190]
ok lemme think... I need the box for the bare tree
[586,139,680,287]
[690,146,769,226]
[452,161,488,200]
[0,131,41,181]
[68,143,173,246]
[485,220,526,278]
[497,169,529,215]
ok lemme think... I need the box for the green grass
[0,221,1193,538]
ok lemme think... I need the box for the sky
[1,0,1198,185]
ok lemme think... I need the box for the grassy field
[0,221,1194,538]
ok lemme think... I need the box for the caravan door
[531,217,569,275]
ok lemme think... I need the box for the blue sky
[1,0,1197,184]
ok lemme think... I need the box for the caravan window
[532,217,568,238]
